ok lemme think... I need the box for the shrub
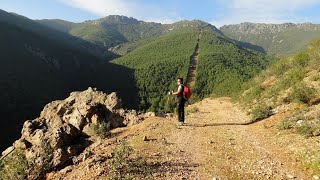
[92,121,111,138]
[289,84,316,104]
[0,150,29,180]
[277,120,294,130]
[0,141,54,180]
[266,67,306,98]
[108,141,150,179]
[310,74,320,81]
[272,59,290,76]
[296,124,314,136]
[304,161,320,174]
[251,105,273,121]
[186,106,199,115]
[242,85,264,103]
[292,51,310,67]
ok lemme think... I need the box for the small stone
[144,112,156,117]
[313,175,320,180]
[312,129,320,136]
[143,136,148,141]
[287,174,295,179]
[296,120,304,125]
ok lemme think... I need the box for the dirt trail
[164,98,312,179]
[185,31,201,88]
[129,98,314,179]
[50,98,316,179]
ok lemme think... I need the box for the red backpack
[183,85,192,99]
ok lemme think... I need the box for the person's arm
[172,86,183,95]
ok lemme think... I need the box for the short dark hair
[177,77,183,83]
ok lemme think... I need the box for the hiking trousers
[177,103,185,122]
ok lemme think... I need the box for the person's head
[177,78,183,85]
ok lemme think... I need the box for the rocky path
[185,31,201,88]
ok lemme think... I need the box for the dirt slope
[48,97,318,179]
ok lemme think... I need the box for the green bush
[251,105,273,121]
[292,51,310,67]
[267,68,306,99]
[92,121,111,138]
[277,120,294,130]
[310,74,320,81]
[108,141,150,179]
[271,59,290,76]
[296,124,314,136]
[304,161,320,174]
[0,142,54,180]
[242,85,264,103]
[289,84,316,104]
[0,150,29,180]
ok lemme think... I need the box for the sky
[1,0,320,27]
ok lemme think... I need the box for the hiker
[169,77,186,126]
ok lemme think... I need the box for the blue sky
[1,0,320,27]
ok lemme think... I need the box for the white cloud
[211,0,320,27]
[59,0,179,23]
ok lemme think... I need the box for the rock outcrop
[2,87,142,173]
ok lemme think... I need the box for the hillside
[238,40,320,175]
[221,22,320,56]
[38,17,224,56]
[0,10,116,59]
[38,15,166,51]
[193,30,267,99]
[1,89,317,179]
[112,28,198,112]
[0,10,138,151]
[112,25,268,112]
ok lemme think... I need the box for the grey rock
[4,87,142,176]
[13,139,31,150]
[1,146,14,156]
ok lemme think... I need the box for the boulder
[144,112,156,117]
[105,92,122,111]
[3,87,142,173]
[13,139,31,150]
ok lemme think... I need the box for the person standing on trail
[169,77,186,126]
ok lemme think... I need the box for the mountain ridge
[221,22,320,55]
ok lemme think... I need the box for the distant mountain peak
[169,19,221,35]
[94,15,141,25]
